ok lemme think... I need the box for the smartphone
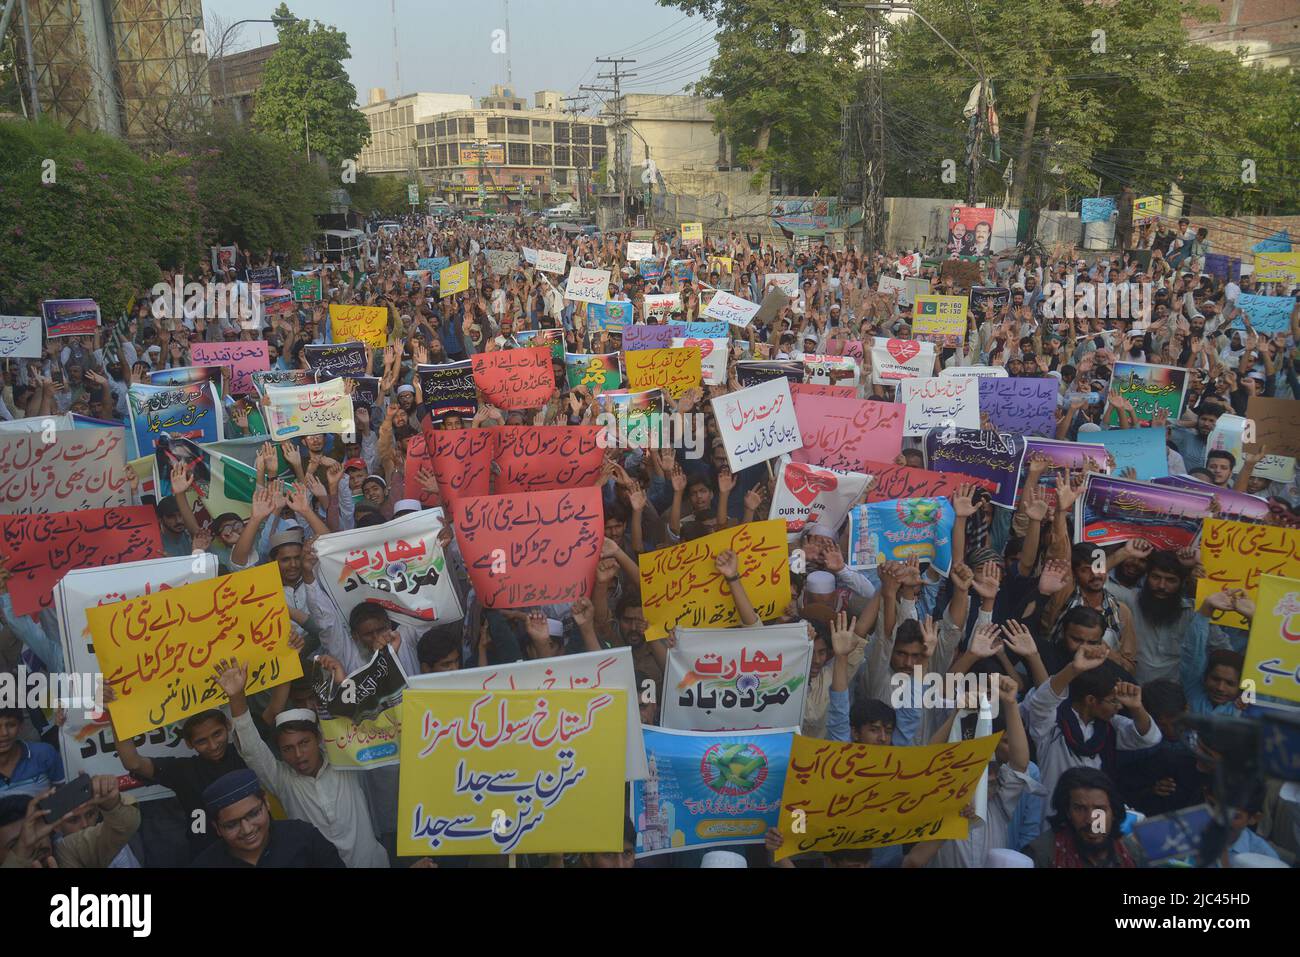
[38,773,93,823]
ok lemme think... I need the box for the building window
[461,118,476,135]
[590,125,606,145]
[508,118,529,136]
[487,117,505,135]
[554,146,570,167]
[451,143,463,165]
[573,147,590,169]
[513,103,522,111]
[508,142,529,165]
[532,144,552,166]
[531,120,551,141]
[590,147,606,166]
[573,124,590,145]
[435,120,446,137]
[437,144,447,165]
[554,122,570,143]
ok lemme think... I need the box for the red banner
[0,506,163,616]
[493,426,607,494]
[789,395,905,473]
[790,382,856,400]
[452,487,603,608]
[860,460,996,504]
[471,346,556,410]
[427,429,494,510]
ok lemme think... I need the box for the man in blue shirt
[1169,403,1224,472]
[0,707,64,799]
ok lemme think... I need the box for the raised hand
[279,441,302,471]
[1022,481,1048,522]
[999,619,1038,658]
[250,483,275,521]
[525,611,551,645]
[714,549,740,580]
[972,562,1002,600]
[571,597,594,630]
[968,622,1004,659]
[949,561,974,593]
[1072,643,1108,672]
[169,462,193,496]
[670,466,687,494]
[1114,681,1143,710]
[213,658,249,700]
[830,610,859,658]
[952,483,977,518]
[1054,470,1082,510]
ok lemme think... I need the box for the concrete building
[208,43,278,124]
[19,0,210,145]
[617,93,733,178]
[358,89,474,175]
[1185,0,1299,68]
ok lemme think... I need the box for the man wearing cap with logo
[213,659,388,868]
[191,768,345,868]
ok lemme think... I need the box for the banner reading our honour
[397,690,626,856]
[88,564,300,739]
[313,508,463,628]
[264,377,355,440]
[452,487,603,608]
[639,520,790,641]
[770,460,871,538]
[633,726,794,858]
[775,733,1002,860]
[662,623,811,732]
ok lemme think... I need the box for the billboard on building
[460,143,506,165]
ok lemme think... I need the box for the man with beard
[1119,548,1213,684]
[1170,402,1223,471]
[1026,767,1135,868]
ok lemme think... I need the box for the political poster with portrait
[947,206,995,257]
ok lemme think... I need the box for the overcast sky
[206,0,716,112]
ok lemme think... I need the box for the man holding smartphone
[0,774,139,868]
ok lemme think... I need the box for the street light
[216,15,298,114]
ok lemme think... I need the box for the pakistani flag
[154,438,262,521]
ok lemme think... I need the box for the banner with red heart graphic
[871,337,935,386]
[771,459,871,537]
[672,337,727,385]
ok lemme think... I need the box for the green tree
[882,0,1298,215]
[183,116,331,254]
[658,0,860,192]
[0,119,200,316]
[348,173,414,217]
[253,4,370,165]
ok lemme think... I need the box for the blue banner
[418,257,450,274]
[1231,293,1295,333]
[1081,196,1117,224]
[1252,231,1291,254]
[632,726,793,858]
[1080,428,1168,481]
[848,497,955,574]
[588,300,632,332]
[639,258,664,280]
[126,381,222,455]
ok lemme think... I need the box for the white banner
[711,376,803,472]
[313,508,463,629]
[661,623,812,732]
[877,275,905,299]
[799,353,860,390]
[0,427,131,515]
[406,646,648,779]
[486,249,518,276]
[565,266,612,303]
[522,246,539,265]
[702,291,761,328]
[765,273,799,297]
[672,337,727,386]
[871,337,935,386]
[644,293,678,321]
[55,554,217,802]
[536,250,569,275]
[940,365,1008,379]
[264,376,355,440]
[899,376,981,437]
[770,460,871,539]
[0,315,43,359]
[627,242,654,262]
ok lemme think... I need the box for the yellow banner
[638,520,791,641]
[327,304,388,349]
[1245,575,1300,705]
[396,689,626,856]
[440,261,471,297]
[1198,518,1300,630]
[1254,251,1300,286]
[89,564,300,739]
[912,294,969,337]
[681,222,703,245]
[708,255,734,274]
[1133,195,1162,218]
[320,705,402,769]
[775,733,1002,861]
[624,347,702,400]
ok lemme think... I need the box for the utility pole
[390,0,401,96]
[862,9,885,254]
[474,137,494,211]
[562,95,589,214]
[584,57,636,224]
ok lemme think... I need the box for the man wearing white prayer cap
[700,849,748,868]
[214,658,390,868]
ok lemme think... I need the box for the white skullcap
[805,571,837,595]
[700,850,748,869]
[275,708,318,727]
